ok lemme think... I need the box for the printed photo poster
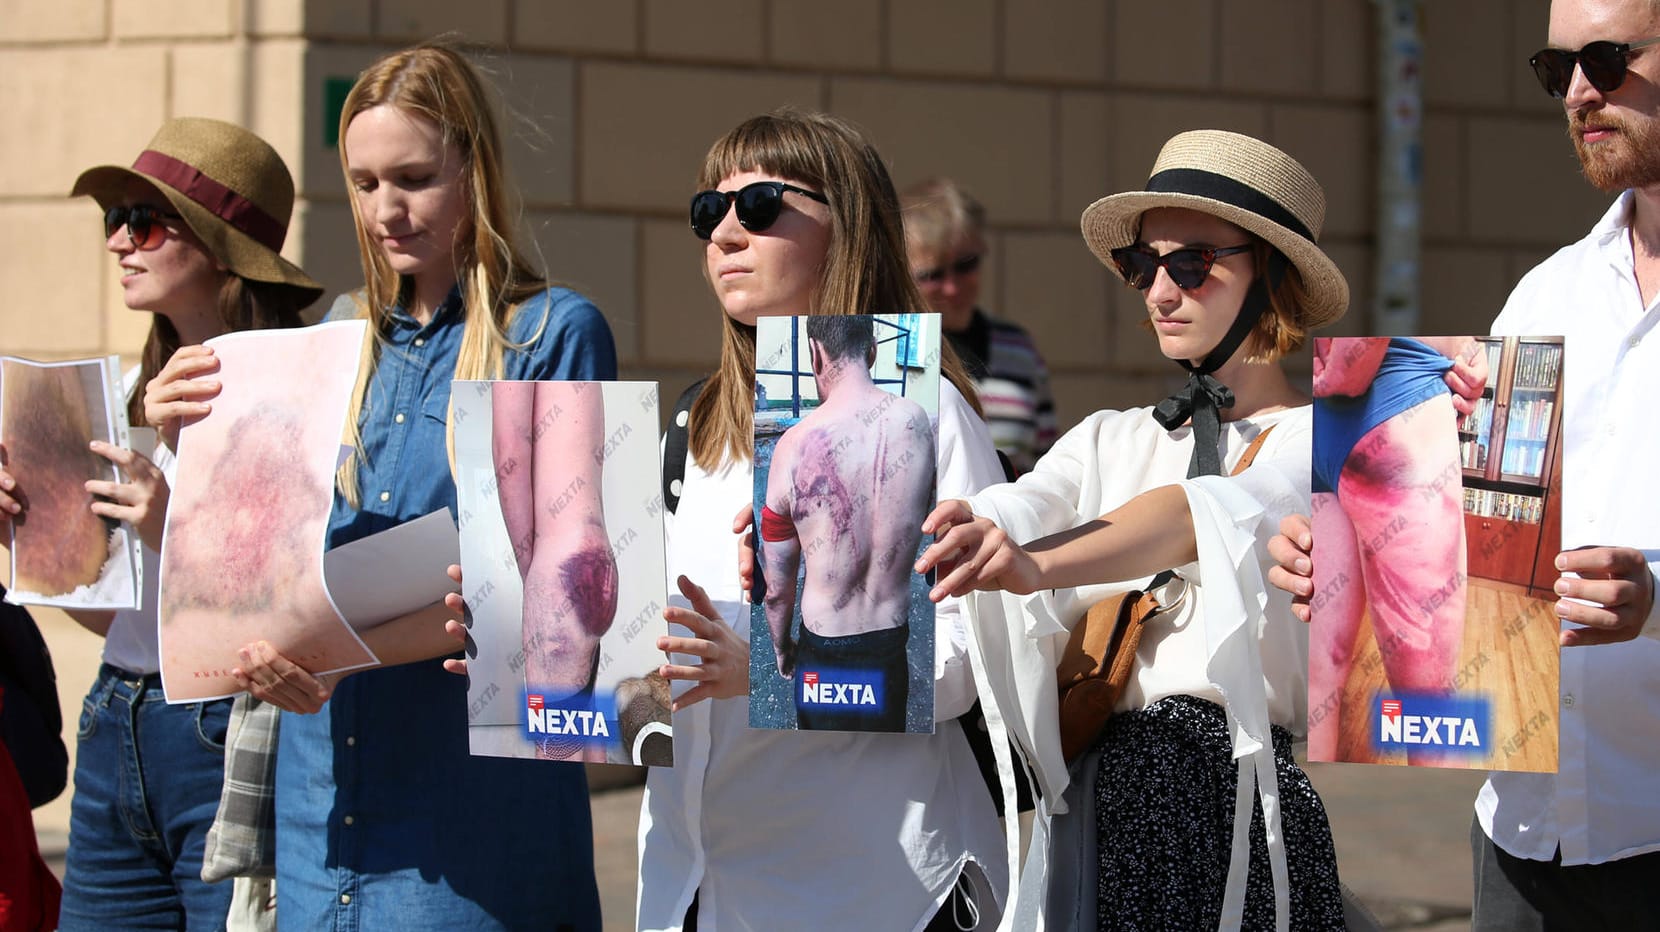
[159,320,376,701]
[749,313,942,734]
[1309,335,1562,772]
[0,355,142,609]
[454,380,672,767]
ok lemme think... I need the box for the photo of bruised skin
[615,670,672,766]
[760,326,935,680]
[492,381,617,762]
[2,360,117,595]
[162,404,346,676]
[151,323,371,700]
[1309,337,1480,763]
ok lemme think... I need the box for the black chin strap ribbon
[1151,254,1285,478]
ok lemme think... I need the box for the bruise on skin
[560,543,619,637]
[163,407,315,616]
[4,363,112,594]
[791,428,863,609]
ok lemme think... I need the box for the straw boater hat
[71,117,323,304]
[1079,129,1347,330]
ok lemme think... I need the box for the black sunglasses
[689,181,828,240]
[1110,243,1252,291]
[104,204,182,250]
[913,254,981,285]
[1529,36,1660,98]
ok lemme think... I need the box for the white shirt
[636,381,1009,932]
[959,405,1312,931]
[1477,190,1660,865]
[101,369,175,675]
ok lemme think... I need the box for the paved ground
[31,608,1484,930]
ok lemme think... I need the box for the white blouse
[101,369,176,676]
[636,381,1010,932]
[960,404,1312,932]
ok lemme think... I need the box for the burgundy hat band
[132,149,286,251]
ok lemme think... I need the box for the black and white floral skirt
[1091,694,1344,930]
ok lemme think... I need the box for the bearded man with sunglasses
[1266,1,1660,927]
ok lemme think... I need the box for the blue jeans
[58,664,233,931]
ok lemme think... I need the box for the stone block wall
[0,0,1610,432]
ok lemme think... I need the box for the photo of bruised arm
[492,381,617,761]
[2,359,119,597]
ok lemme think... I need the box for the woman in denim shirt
[239,43,615,930]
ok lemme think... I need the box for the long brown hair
[334,42,548,505]
[128,277,309,426]
[690,109,981,469]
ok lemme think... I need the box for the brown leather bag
[1054,425,1276,762]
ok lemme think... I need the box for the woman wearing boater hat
[0,116,320,928]
[916,130,1347,929]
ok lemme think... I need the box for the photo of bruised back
[750,314,941,733]
[2,355,140,608]
[158,321,375,701]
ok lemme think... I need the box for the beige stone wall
[0,0,1609,427]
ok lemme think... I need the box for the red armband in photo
[759,504,796,542]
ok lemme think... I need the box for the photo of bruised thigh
[2,362,113,595]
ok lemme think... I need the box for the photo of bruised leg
[1311,337,1477,764]
[492,382,617,761]
[2,360,118,596]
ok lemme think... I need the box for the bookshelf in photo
[1457,336,1564,597]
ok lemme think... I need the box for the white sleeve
[933,381,1007,721]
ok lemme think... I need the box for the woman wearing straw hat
[0,116,321,929]
[916,130,1347,929]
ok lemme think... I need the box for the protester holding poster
[1,117,321,929]
[917,131,1348,928]
[636,109,1007,932]
[234,43,615,930]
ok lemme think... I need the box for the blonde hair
[334,42,547,506]
[899,177,986,258]
[689,109,982,469]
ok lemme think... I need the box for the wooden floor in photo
[1332,578,1559,772]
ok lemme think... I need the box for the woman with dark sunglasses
[637,108,1008,931]
[0,117,319,930]
[915,130,1350,929]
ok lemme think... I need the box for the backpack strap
[662,377,708,516]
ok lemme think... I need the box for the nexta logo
[525,692,612,738]
[799,668,884,711]
[1374,693,1490,753]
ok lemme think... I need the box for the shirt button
[1562,693,1575,707]
[344,815,355,826]
[379,491,391,503]
[1629,336,1641,348]
[414,338,426,347]
[345,736,356,747]
[339,894,352,905]
[394,413,405,424]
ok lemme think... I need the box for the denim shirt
[325,284,618,546]
[275,285,615,931]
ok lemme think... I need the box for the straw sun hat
[1079,129,1348,330]
[71,117,323,303]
